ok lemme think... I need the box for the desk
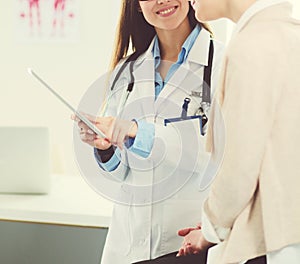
[0,174,114,264]
[0,174,113,227]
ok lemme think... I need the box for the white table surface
[0,174,113,228]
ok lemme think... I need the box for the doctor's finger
[116,130,128,150]
[94,138,111,150]
[110,126,122,149]
[110,121,122,145]
[80,133,95,142]
[112,122,128,148]
[81,112,98,123]
[78,121,95,135]
[80,135,96,147]
[75,118,88,128]
[84,113,115,128]
[71,114,88,126]
[95,117,115,139]
[75,112,98,124]
[71,114,80,122]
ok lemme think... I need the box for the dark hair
[110,0,213,69]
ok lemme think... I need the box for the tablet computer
[28,68,106,138]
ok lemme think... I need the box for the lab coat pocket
[164,117,206,172]
[164,115,204,136]
[161,200,203,252]
[106,203,132,256]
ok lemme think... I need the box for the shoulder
[227,15,297,67]
[212,38,225,52]
[226,28,277,75]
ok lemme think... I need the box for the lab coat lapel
[154,63,190,116]
[188,27,211,66]
[154,28,211,113]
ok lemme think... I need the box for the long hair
[110,0,213,69]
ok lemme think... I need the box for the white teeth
[159,7,175,15]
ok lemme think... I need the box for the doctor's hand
[177,225,214,257]
[94,116,138,150]
[71,114,111,151]
[73,114,138,150]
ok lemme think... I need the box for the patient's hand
[177,225,214,257]
[177,223,201,237]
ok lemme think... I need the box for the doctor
[74,0,223,263]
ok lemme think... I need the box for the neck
[225,0,257,22]
[155,19,192,62]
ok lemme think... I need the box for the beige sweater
[204,2,300,263]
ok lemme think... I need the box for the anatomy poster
[16,0,80,42]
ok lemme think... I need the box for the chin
[159,22,183,31]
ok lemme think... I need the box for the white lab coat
[100,29,224,264]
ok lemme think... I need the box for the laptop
[0,127,50,194]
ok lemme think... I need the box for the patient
[177,0,300,263]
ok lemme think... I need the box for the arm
[177,44,282,254]
[90,116,204,181]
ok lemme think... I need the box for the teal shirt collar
[152,24,201,99]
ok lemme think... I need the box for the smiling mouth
[156,6,178,16]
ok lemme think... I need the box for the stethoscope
[110,52,139,95]
[181,39,214,126]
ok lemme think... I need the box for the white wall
[0,0,229,176]
[1,0,298,176]
[291,0,300,18]
[210,0,300,43]
[0,1,121,175]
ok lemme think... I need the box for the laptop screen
[0,127,50,194]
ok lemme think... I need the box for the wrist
[196,231,215,251]
[95,145,116,163]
